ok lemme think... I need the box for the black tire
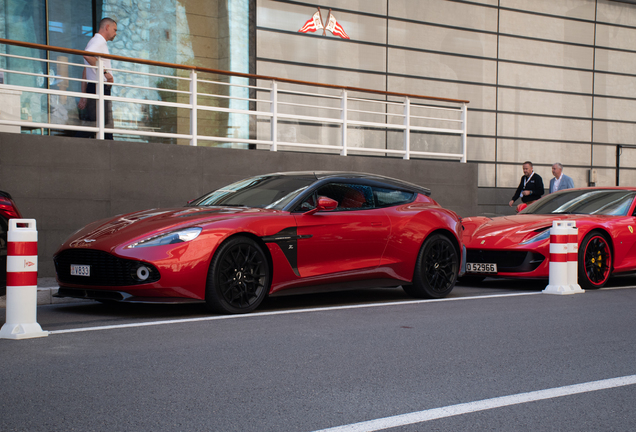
[205,236,270,314]
[403,234,459,299]
[578,231,612,289]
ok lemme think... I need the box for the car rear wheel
[404,234,459,299]
[578,232,612,289]
[205,237,270,314]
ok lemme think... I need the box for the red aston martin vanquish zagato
[54,172,464,313]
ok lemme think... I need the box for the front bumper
[465,249,546,273]
[54,287,205,304]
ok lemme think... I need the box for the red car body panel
[54,173,464,306]
[270,195,463,294]
[1,191,23,291]
[59,207,299,300]
[463,187,636,279]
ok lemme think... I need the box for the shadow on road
[7,275,636,331]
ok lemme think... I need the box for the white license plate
[466,263,497,273]
[70,264,91,277]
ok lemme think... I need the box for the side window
[298,193,317,212]
[297,183,374,211]
[373,187,415,207]
[336,184,373,210]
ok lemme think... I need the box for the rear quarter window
[373,187,415,207]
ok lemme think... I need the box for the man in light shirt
[549,162,574,193]
[77,17,117,139]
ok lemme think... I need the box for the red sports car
[54,172,464,313]
[462,187,636,289]
[1,190,23,294]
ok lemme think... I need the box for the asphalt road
[1,278,636,431]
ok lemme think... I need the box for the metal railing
[0,38,469,161]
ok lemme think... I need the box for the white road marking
[311,375,636,432]
[602,285,636,291]
[49,292,540,335]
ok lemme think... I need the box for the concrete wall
[0,132,477,277]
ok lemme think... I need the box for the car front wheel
[205,236,270,314]
[578,232,612,289]
[404,234,459,299]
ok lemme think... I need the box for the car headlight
[519,228,550,245]
[127,227,202,248]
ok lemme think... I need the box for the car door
[292,182,391,278]
[607,200,636,271]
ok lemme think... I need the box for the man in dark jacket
[509,161,544,211]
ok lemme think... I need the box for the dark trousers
[76,82,113,140]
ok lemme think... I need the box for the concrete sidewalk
[0,278,87,308]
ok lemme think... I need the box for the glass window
[47,0,92,132]
[373,186,415,207]
[1,0,47,127]
[521,190,636,216]
[190,175,315,209]
[1,0,253,142]
[299,183,375,211]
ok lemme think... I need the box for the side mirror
[304,196,338,215]
[317,196,338,211]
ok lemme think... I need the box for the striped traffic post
[566,221,583,293]
[543,221,584,295]
[0,219,48,339]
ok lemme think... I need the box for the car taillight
[0,198,22,219]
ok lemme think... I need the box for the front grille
[54,249,160,286]
[466,250,545,273]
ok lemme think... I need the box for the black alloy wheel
[578,232,612,289]
[404,234,459,299]
[205,236,270,314]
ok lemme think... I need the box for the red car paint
[463,187,636,288]
[0,191,22,221]
[54,172,464,313]
[1,191,23,292]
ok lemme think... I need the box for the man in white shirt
[549,162,575,193]
[77,17,117,139]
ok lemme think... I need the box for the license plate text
[70,264,90,277]
[466,263,497,273]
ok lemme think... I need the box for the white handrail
[0,40,468,162]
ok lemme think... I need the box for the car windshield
[188,175,316,210]
[520,189,636,216]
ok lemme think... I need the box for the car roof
[262,171,432,196]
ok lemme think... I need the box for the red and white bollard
[0,219,48,339]
[543,221,585,295]
[566,221,583,292]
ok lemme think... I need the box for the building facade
[257,0,636,214]
[2,0,636,215]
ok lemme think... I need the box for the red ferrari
[54,172,464,313]
[462,187,636,289]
